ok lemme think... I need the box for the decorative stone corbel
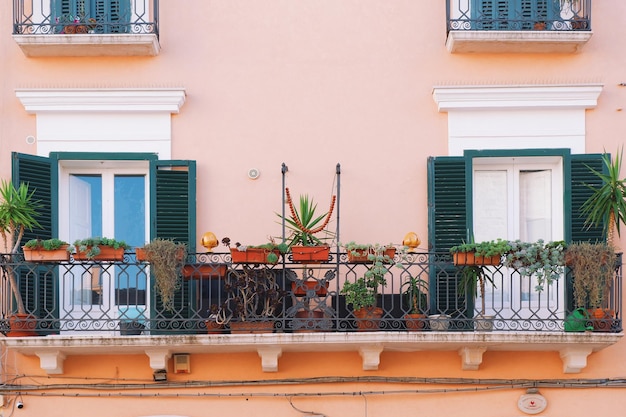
[559,346,593,373]
[359,345,384,370]
[145,348,172,370]
[458,346,487,370]
[257,346,283,372]
[36,350,66,374]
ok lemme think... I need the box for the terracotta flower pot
[347,247,396,263]
[230,248,280,264]
[182,263,228,280]
[291,245,330,263]
[23,245,70,262]
[353,306,383,331]
[229,321,275,334]
[404,313,427,331]
[73,246,125,261]
[453,252,501,266]
[7,314,37,337]
[291,280,328,297]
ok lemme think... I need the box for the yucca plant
[0,181,42,315]
[281,187,335,247]
[581,148,626,245]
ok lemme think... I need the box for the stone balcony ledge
[2,331,620,375]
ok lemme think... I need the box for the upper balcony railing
[12,0,160,56]
[445,0,593,53]
[1,250,621,336]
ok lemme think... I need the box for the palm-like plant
[282,188,335,247]
[0,181,42,314]
[581,148,626,245]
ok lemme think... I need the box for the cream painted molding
[16,88,186,113]
[432,84,603,111]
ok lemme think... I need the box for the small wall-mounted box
[173,354,191,373]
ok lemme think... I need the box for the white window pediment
[16,88,186,158]
[432,84,602,156]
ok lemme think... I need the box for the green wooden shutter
[473,0,510,30]
[95,0,130,33]
[570,154,606,243]
[149,160,197,333]
[428,156,469,253]
[12,152,56,243]
[11,153,59,334]
[427,156,469,319]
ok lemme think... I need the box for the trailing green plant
[23,238,69,250]
[341,244,391,310]
[457,265,495,316]
[280,188,336,247]
[71,237,130,259]
[142,238,187,312]
[503,239,567,291]
[580,148,626,245]
[0,181,42,315]
[566,241,616,309]
[450,239,511,258]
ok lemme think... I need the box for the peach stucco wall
[2,1,626,416]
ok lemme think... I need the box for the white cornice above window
[431,84,603,156]
[432,84,602,111]
[16,88,186,113]
[15,88,186,159]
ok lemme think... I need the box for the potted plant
[212,266,286,333]
[450,239,511,266]
[566,241,617,332]
[503,240,567,292]
[0,181,42,336]
[341,245,390,331]
[71,237,130,261]
[281,187,335,263]
[22,238,70,262]
[224,237,289,264]
[344,241,396,263]
[580,148,626,248]
[138,238,187,312]
[401,276,428,331]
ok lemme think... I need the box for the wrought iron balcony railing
[446,0,591,33]
[13,0,158,36]
[0,250,621,336]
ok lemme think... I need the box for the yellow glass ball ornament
[201,232,218,252]
[402,232,420,252]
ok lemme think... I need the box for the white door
[59,163,149,334]
[472,157,564,324]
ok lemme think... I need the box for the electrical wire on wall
[3,376,626,399]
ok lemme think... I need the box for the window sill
[2,331,620,375]
[13,34,160,57]
[446,30,592,53]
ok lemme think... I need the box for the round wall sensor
[247,168,260,180]
[25,135,36,145]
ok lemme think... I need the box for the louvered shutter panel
[95,0,130,33]
[12,153,59,334]
[570,154,606,243]
[427,156,470,319]
[12,153,55,243]
[150,160,197,333]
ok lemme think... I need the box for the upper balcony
[446,0,592,53]
[12,0,159,57]
[0,249,621,375]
